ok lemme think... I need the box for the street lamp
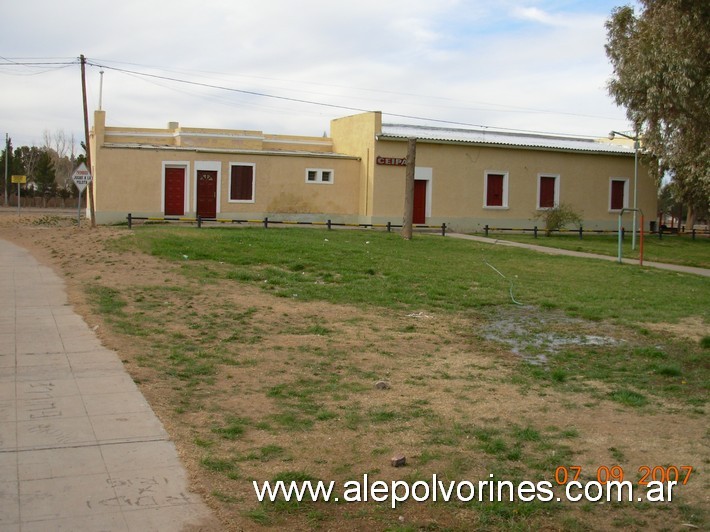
[609,130,640,250]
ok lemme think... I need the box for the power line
[87,60,375,116]
[0,58,78,76]
[0,56,627,139]
[85,59,612,138]
[0,57,77,67]
[89,57,620,122]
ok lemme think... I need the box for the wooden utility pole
[80,54,96,227]
[401,138,417,240]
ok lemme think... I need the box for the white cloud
[0,0,631,147]
[512,6,559,25]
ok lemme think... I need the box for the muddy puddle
[480,306,622,364]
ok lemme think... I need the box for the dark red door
[164,167,185,216]
[413,180,427,224]
[539,176,555,208]
[197,170,217,218]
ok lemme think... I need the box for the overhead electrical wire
[87,60,376,114]
[1,57,626,138]
[89,57,619,122]
[85,59,612,138]
[0,57,77,76]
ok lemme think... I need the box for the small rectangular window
[229,164,255,202]
[305,169,334,184]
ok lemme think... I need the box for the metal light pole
[3,134,8,207]
[609,130,640,250]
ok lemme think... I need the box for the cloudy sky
[1,0,639,149]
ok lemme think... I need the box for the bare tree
[43,129,76,191]
[16,146,42,185]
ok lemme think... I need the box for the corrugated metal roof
[379,123,634,155]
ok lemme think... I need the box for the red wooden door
[197,170,217,218]
[413,180,427,224]
[539,176,555,208]
[164,167,185,216]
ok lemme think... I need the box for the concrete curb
[0,238,219,531]
[447,233,710,278]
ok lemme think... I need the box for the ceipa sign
[376,156,407,166]
[11,175,27,184]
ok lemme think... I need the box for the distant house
[90,110,657,231]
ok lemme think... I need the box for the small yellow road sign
[11,175,27,184]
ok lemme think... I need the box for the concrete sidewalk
[0,238,217,531]
[448,233,710,277]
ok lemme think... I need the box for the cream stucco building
[90,110,657,232]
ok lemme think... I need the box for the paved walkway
[0,239,217,531]
[448,233,710,277]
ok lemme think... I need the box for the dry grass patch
[0,216,707,531]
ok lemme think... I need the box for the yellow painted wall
[221,154,360,215]
[102,122,333,153]
[92,110,657,230]
[92,146,359,223]
[331,112,381,219]
[368,139,656,231]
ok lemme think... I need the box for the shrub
[534,203,583,236]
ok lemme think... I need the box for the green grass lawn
[98,224,709,530]
[118,226,709,325]
[485,232,710,269]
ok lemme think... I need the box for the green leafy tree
[1,141,24,179]
[658,182,688,226]
[605,1,710,224]
[34,150,57,204]
[1,139,14,205]
[14,146,42,181]
[77,141,88,166]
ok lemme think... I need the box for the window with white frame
[537,174,559,209]
[484,171,508,208]
[229,163,255,202]
[306,168,334,184]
